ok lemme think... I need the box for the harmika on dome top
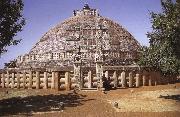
[16,4,141,69]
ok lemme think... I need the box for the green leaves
[139,0,180,76]
[0,0,25,56]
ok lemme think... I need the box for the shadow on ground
[159,94,180,102]
[0,93,94,116]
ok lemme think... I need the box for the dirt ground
[0,83,180,117]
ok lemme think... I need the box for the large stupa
[16,4,141,69]
[1,5,170,91]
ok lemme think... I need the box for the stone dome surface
[30,14,140,55]
[17,5,141,68]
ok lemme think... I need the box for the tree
[0,0,25,56]
[138,0,180,76]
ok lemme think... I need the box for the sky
[0,0,162,68]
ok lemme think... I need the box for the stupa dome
[17,5,141,69]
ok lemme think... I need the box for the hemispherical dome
[17,5,141,68]
[30,14,140,55]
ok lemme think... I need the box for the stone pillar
[6,71,10,88]
[135,73,140,87]
[16,72,20,89]
[36,71,40,89]
[54,71,60,91]
[129,72,133,88]
[96,62,103,90]
[153,72,157,86]
[74,63,81,89]
[121,71,126,88]
[22,72,26,88]
[113,71,118,88]
[51,72,55,89]
[142,75,146,86]
[148,74,152,86]
[44,71,48,89]
[11,73,15,88]
[29,71,33,89]
[1,73,5,88]
[65,71,70,90]
[88,70,92,88]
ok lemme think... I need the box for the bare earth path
[0,83,180,117]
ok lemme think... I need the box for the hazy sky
[0,0,162,68]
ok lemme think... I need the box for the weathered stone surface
[29,71,33,89]
[22,72,26,89]
[36,71,40,89]
[44,72,48,89]
[128,72,133,88]
[135,73,140,87]
[121,71,126,88]
[65,71,70,90]
[16,5,140,69]
[51,72,55,89]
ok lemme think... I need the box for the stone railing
[0,66,177,91]
[0,68,73,91]
[16,50,139,68]
[17,52,66,63]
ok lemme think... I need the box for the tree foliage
[0,0,25,56]
[138,0,180,75]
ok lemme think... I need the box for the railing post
[113,71,118,88]
[96,62,103,90]
[51,72,55,89]
[54,71,60,91]
[129,72,133,88]
[121,71,126,88]
[17,72,20,89]
[135,73,140,87]
[154,71,160,86]
[6,71,10,88]
[44,71,48,89]
[65,71,70,90]
[11,73,15,88]
[29,71,33,89]
[36,71,40,89]
[88,70,92,88]
[148,72,152,86]
[22,72,26,89]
